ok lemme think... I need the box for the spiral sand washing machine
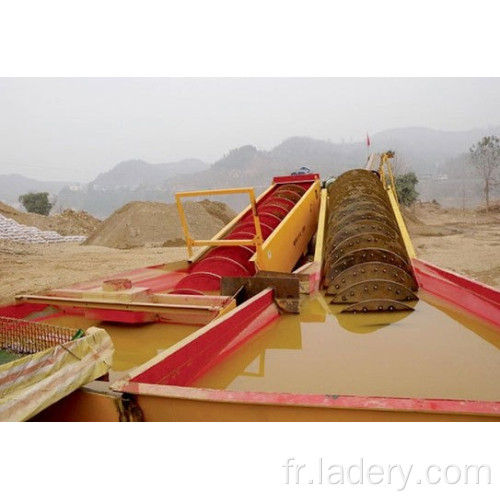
[2,162,500,421]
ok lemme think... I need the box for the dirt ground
[0,242,187,305]
[406,202,500,289]
[0,202,499,305]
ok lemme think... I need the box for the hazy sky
[0,77,499,182]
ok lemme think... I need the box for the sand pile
[49,209,102,236]
[198,199,236,225]
[0,202,19,218]
[84,200,236,249]
[410,201,500,227]
[0,202,101,236]
[401,204,459,237]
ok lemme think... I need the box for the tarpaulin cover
[0,327,113,421]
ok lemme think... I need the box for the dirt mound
[50,209,101,236]
[476,200,500,214]
[198,199,236,225]
[0,202,101,236]
[411,200,500,226]
[0,202,20,218]
[84,200,236,249]
[401,205,459,237]
[400,205,424,226]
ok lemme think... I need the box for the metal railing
[175,187,264,260]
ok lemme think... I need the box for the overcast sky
[0,77,499,182]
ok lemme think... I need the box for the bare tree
[391,153,411,177]
[469,136,500,211]
[461,181,467,213]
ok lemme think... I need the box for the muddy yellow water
[43,315,197,382]
[192,291,500,401]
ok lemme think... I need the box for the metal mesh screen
[0,316,79,355]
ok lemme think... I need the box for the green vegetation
[18,192,53,215]
[395,172,419,206]
[469,136,500,211]
[0,350,22,366]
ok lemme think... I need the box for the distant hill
[3,126,498,217]
[171,145,291,191]
[271,137,364,177]
[67,126,500,215]
[56,158,209,217]
[91,158,208,189]
[0,174,68,207]
[170,125,500,191]
[370,126,500,172]
[174,128,500,209]
[268,126,500,176]
[167,146,297,211]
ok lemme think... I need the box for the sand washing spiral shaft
[323,169,419,312]
[173,182,309,294]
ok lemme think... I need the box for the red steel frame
[412,258,500,329]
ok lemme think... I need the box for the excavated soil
[0,202,101,236]
[84,200,235,249]
[0,242,187,304]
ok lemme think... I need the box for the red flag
[366,133,371,147]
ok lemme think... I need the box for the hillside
[56,158,209,217]
[91,158,208,189]
[3,125,499,217]
[0,174,68,205]
[371,126,500,173]
[171,145,291,192]
[171,126,500,194]
[271,136,364,177]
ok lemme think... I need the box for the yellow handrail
[378,151,399,203]
[377,151,416,258]
[175,187,264,260]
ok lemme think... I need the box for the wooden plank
[153,293,234,307]
[82,287,151,302]
[16,291,236,325]
[15,294,231,312]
